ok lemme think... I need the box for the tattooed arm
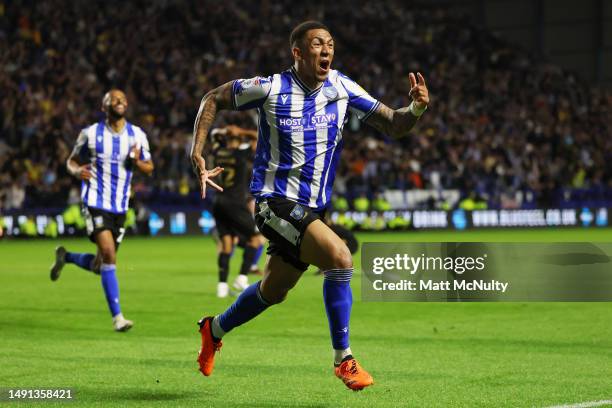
[190,81,234,198]
[191,76,271,198]
[365,72,430,139]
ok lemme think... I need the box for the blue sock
[65,252,95,272]
[252,244,264,268]
[100,263,121,317]
[218,281,270,333]
[323,269,353,350]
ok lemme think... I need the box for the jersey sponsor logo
[310,112,336,125]
[278,113,337,128]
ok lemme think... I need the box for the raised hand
[191,154,224,199]
[409,72,429,110]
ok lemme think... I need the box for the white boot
[217,282,229,298]
[233,274,249,291]
[113,313,133,332]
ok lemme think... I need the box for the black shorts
[83,206,126,249]
[255,197,325,271]
[212,198,259,241]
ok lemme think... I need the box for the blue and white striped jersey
[232,67,380,211]
[72,121,151,214]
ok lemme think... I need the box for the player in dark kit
[190,21,429,390]
[210,125,265,297]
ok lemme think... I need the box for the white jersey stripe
[285,77,304,201]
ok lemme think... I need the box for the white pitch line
[544,400,612,408]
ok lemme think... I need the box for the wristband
[408,101,427,117]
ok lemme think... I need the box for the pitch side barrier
[329,207,609,230]
[0,207,609,238]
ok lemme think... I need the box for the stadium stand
[1,0,610,213]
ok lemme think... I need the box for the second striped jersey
[72,120,151,214]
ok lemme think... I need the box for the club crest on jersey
[323,86,338,100]
[280,94,289,104]
[290,204,306,221]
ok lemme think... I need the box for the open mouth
[318,60,330,72]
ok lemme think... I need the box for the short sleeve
[338,74,380,121]
[231,76,272,111]
[71,129,90,161]
[137,131,152,161]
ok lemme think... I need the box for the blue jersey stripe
[297,95,317,203]
[274,72,293,195]
[250,108,271,193]
[110,133,121,212]
[323,137,343,205]
[95,121,105,209]
[317,101,340,208]
[121,123,135,212]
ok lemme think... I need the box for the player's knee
[92,256,102,274]
[260,283,294,305]
[330,244,353,269]
[266,285,296,304]
[266,290,289,305]
[99,247,116,264]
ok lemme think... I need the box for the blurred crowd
[1,0,610,213]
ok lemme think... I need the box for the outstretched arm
[190,81,234,198]
[365,72,429,139]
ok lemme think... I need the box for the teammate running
[190,21,429,390]
[50,89,154,332]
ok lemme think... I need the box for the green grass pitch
[1,229,612,407]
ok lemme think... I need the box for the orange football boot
[334,358,374,391]
[197,317,222,376]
